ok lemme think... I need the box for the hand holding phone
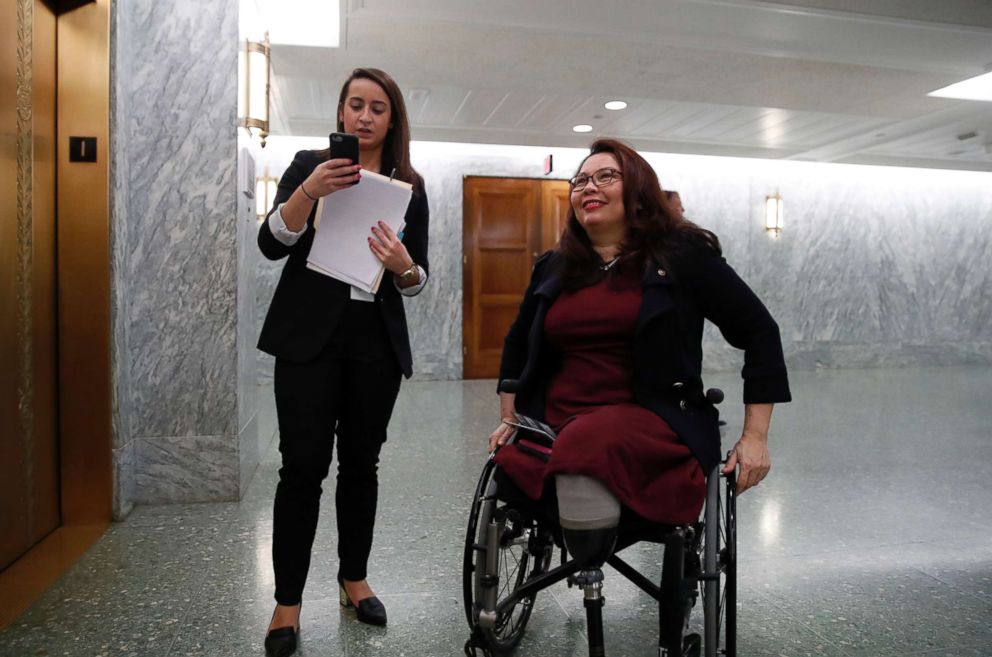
[300,133,361,199]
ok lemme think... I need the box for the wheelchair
[462,399,737,657]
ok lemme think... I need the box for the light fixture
[572,124,593,133]
[252,0,341,48]
[239,33,271,147]
[928,70,992,102]
[765,193,783,236]
[255,175,278,222]
[604,100,627,110]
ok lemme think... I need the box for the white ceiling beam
[787,103,988,162]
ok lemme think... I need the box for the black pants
[271,300,402,606]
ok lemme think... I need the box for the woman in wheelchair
[474,138,791,656]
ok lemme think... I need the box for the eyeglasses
[569,167,623,192]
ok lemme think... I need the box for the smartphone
[329,132,359,165]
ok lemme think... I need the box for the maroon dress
[495,273,705,524]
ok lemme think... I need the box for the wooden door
[462,177,572,379]
[1,0,61,572]
[540,180,571,252]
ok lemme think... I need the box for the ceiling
[269,0,992,171]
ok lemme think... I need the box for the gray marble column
[110,0,255,514]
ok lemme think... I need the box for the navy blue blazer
[257,150,429,377]
[499,243,791,474]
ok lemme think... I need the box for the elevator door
[0,0,61,572]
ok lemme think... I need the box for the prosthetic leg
[556,475,621,657]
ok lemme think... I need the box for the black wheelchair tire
[462,458,554,655]
[699,466,737,657]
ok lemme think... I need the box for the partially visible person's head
[336,68,416,184]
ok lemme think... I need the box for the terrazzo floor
[2,366,991,656]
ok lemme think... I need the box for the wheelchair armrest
[506,413,556,442]
[498,379,520,394]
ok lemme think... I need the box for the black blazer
[499,242,791,474]
[257,150,430,378]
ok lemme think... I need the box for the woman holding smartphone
[257,67,429,657]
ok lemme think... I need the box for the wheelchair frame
[463,454,737,657]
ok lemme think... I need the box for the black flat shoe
[338,577,387,626]
[264,626,298,657]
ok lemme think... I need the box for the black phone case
[329,132,359,164]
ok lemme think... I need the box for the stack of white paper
[306,169,413,294]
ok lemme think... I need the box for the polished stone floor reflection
[1,366,991,657]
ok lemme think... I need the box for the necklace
[600,256,621,271]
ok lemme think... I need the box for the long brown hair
[558,139,719,289]
[319,68,421,192]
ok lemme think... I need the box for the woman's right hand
[488,419,516,453]
[489,391,517,452]
[303,158,362,198]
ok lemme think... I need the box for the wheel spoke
[718,578,726,641]
[468,477,553,652]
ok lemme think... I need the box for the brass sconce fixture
[765,192,783,236]
[239,33,270,147]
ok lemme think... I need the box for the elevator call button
[69,137,97,163]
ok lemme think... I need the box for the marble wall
[237,140,263,498]
[669,158,992,372]
[110,0,254,514]
[252,139,992,385]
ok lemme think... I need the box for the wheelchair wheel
[463,458,554,655]
[699,466,737,657]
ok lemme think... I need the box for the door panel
[541,180,571,252]
[1,0,26,571]
[0,0,60,572]
[462,177,573,379]
[463,179,541,379]
[55,0,112,525]
[31,0,61,553]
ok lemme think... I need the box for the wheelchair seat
[462,424,737,657]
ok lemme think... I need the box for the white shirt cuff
[349,266,425,302]
[267,203,307,246]
[395,265,428,296]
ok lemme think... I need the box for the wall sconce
[765,193,783,236]
[239,33,271,147]
[255,175,278,223]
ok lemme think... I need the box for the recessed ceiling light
[572,124,593,133]
[928,71,992,102]
[604,100,627,111]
